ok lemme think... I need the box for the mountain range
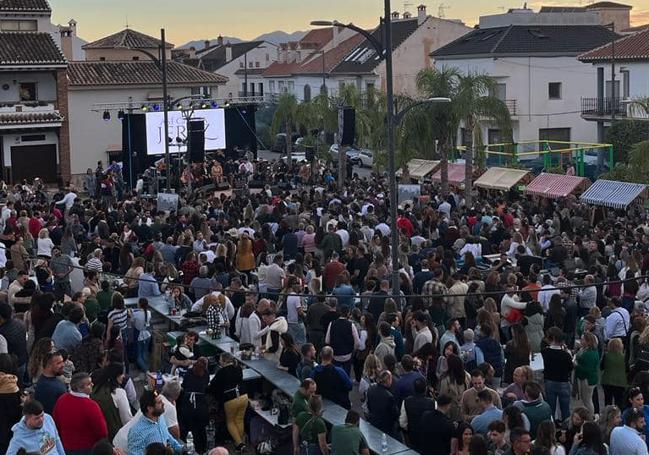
[181,30,307,49]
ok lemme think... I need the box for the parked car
[329,144,361,164]
[281,152,308,163]
[271,133,302,153]
[357,149,374,167]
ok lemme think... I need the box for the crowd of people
[0,157,649,455]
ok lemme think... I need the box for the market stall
[524,173,590,199]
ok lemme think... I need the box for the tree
[602,140,649,183]
[605,119,649,163]
[271,93,299,162]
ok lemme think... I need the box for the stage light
[153,104,160,112]
[102,110,111,121]
[241,109,247,115]
[175,103,182,110]
[117,110,125,121]
[201,102,209,109]
[210,101,219,109]
[175,136,184,144]
[141,105,149,112]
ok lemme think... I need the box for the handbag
[505,308,523,324]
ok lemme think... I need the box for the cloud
[631,9,649,26]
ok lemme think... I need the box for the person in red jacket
[53,372,108,454]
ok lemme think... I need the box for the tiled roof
[0,32,66,66]
[586,1,632,8]
[83,29,173,50]
[197,41,266,72]
[297,34,365,74]
[0,111,63,125]
[539,6,586,12]
[332,18,420,75]
[299,28,334,49]
[433,25,619,58]
[263,61,301,77]
[67,61,227,87]
[579,27,649,61]
[234,68,265,76]
[0,0,50,12]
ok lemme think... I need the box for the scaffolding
[459,140,615,177]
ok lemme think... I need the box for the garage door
[11,144,57,183]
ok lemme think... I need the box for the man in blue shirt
[471,389,503,434]
[138,263,161,298]
[52,305,84,352]
[128,390,182,454]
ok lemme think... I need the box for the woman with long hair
[91,362,132,439]
[504,323,531,384]
[28,337,54,384]
[132,297,152,374]
[36,228,54,259]
[569,421,606,455]
[123,256,144,297]
[439,354,471,422]
[534,421,565,455]
[598,405,621,446]
[545,294,566,332]
[601,338,627,407]
[358,354,382,417]
[437,340,460,380]
[575,332,599,416]
[279,332,301,377]
[450,422,474,455]
[352,310,376,382]
[477,304,500,343]
[180,251,200,286]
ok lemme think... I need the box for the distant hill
[180,30,307,49]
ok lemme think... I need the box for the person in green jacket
[331,410,370,455]
[600,338,628,408]
[575,332,599,416]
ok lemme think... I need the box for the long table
[129,296,416,455]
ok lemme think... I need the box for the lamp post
[312,3,450,297]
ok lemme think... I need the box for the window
[269,81,276,93]
[304,84,312,102]
[460,128,471,146]
[621,70,630,99]
[241,82,246,94]
[266,54,270,62]
[287,81,294,94]
[278,81,285,93]
[606,80,620,99]
[539,127,571,143]
[248,62,253,68]
[258,83,264,96]
[99,57,106,61]
[1,20,37,31]
[255,62,260,68]
[250,83,255,96]
[489,83,506,101]
[488,129,502,145]
[132,56,140,61]
[240,62,244,68]
[548,82,562,100]
[190,87,201,96]
[19,82,36,101]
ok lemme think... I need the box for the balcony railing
[0,101,57,113]
[504,99,517,116]
[581,97,627,118]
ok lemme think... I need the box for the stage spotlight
[210,101,219,109]
[241,109,247,115]
[201,102,209,109]
[152,104,161,112]
[141,105,149,112]
[102,110,111,121]
[117,110,125,120]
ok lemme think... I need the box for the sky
[51,0,649,46]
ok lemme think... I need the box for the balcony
[581,98,627,120]
[504,99,517,116]
[0,101,62,129]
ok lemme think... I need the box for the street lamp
[312,5,450,297]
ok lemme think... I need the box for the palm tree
[271,93,299,162]
[629,96,649,118]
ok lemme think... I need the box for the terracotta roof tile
[0,0,50,12]
[67,61,227,87]
[586,1,632,9]
[0,32,66,66]
[83,29,174,50]
[300,28,334,48]
[262,61,300,77]
[296,34,365,74]
[579,27,649,61]
[0,111,63,125]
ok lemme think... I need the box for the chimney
[68,19,77,36]
[392,11,400,20]
[225,42,232,62]
[188,46,196,58]
[204,40,210,49]
[217,35,224,46]
[417,4,427,25]
[333,25,342,47]
[403,11,412,19]
[60,25,74,60]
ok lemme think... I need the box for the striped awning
[431,163,465,184]
[396,159,440,179]
[474,167,530,191]
[525,173,589,199]
[580,179,647,209]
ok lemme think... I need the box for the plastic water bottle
[185,431,195,454]
[381,433,388,453]
[156,372,163,391]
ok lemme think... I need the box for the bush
[606,120,649,163]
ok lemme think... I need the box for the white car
[281,152,308,163]
[357,149,373,167]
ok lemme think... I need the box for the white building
[176,37,278,100]
[263,5,472,101]
[66,29,227,186]
[579,27,649,142]
[0,0,70,183]
[431,7,619,146]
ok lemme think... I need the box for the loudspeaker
[188,119,205,163]
[341,108,355,146]
[121,113,148,188]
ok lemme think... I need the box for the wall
[1,131,59,171]
[215,43,278,98]
[436,55,599,144]
[480,11,600,28]
[591,8,630,30]
[67,86,195,183]
[85,47,172,62]
[0,71,58,102]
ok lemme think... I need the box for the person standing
[293,395,329,455]
[366,370,400,440]
[541,327,574,423]
[34,351,67,415]
[330,410,369,455]
[0,303,27,379]
[575,332,600,416]
[286,278,307,345]
[51,305,84,352]
[132,297,152,374]
[6,399,65,455]
[399,377,435,446]
[208,352,248,452]
[310,346,353,409]
[50,246,73,300]
[324,305,360,376]
[53,373,108,454]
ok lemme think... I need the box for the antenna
[438,3,449,18]
[125,15,129,29]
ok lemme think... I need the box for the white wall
[591,61,649,100]
[67,86,196,181]
[2,131,58,169]
[215,43,278,98]
[0,71,58,103]
[436,55,600,144]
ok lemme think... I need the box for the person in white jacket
[258,309,288,363]
[500,284,527,340]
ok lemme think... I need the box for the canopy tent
[396,159,440,180]
[579,179,647,209]
[524,173,589,199]
[431,163,465,185]
[474,167,530,191]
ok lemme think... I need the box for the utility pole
[337,104,345,191]
[161,28,171,192]
[610,22,616,121]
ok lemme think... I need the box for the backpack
[463,347,478,372]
